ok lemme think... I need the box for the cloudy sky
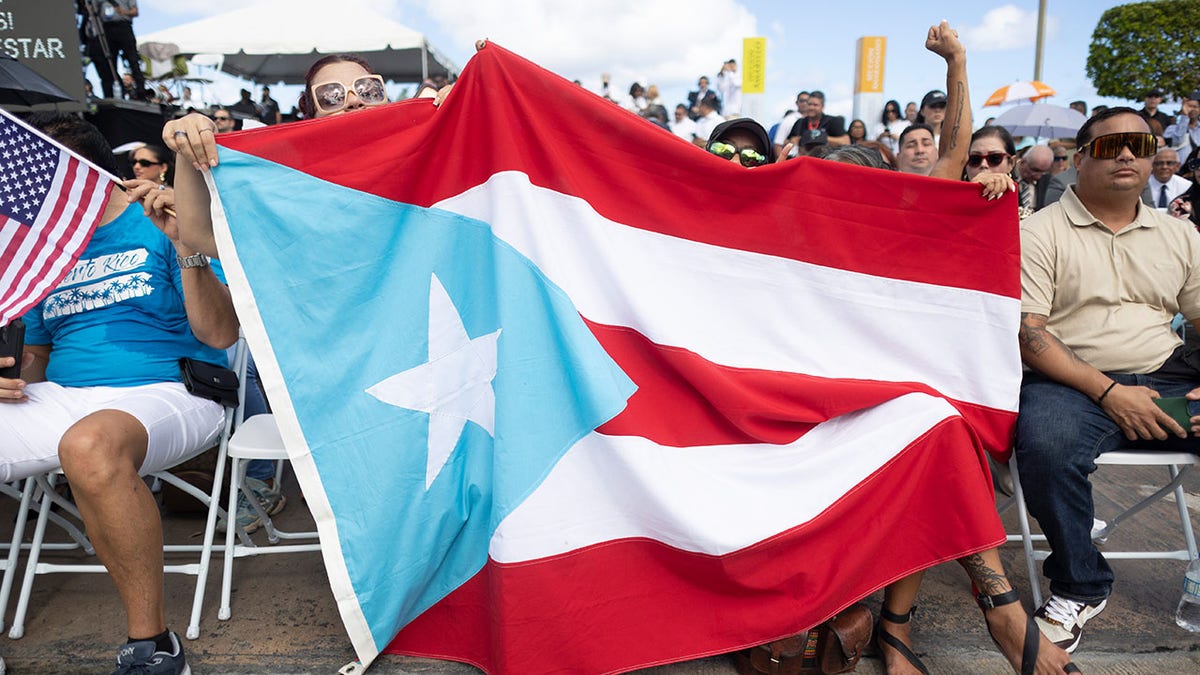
[132,0,1142,124]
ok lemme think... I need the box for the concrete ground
[1,462,1198,674]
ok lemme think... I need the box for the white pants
[0,381,224,483]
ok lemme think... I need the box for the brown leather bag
[732,604,873,675]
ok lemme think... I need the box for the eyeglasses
[708,141,768,167]
[966,152,1010,168]
[1152,160,1180,168]
[1078,132,1158,159]
[1053,155,1068,162]
[310,74,387,113]
[213,115,231,121]
[133,158,163,167]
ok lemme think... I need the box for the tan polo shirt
[1020,186,1200,373]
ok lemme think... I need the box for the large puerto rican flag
[207,44,1020,674]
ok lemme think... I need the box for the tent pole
[421,41,429,82]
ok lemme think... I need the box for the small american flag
[0,108,114,326]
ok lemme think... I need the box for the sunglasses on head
[1078,132,1157,159]
[966,152,1010,168]
[708,141,768,167]
[310,74,387,113]
[133,158,162,167]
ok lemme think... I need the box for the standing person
[1015,107,1200,654]
[259,86,282,125]
[716,59,742,117]
[229,89,262,128]
[1049,143,1071,176]
[873,99,910,154]
[691,95,724,148]
[0,113,238,675]
[904,101,918,123]
[84,0,146,100]
[688,76,717,120]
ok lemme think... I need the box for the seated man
[1016,107,1200,653]
[0,114,238,675]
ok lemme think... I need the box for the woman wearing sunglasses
[130,143,173,186]
[963,125,1021,205]
[160,54,433,258]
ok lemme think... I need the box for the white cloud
[961,4,1059,52]
[418,0,756,104]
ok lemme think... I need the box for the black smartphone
[0,319,24,379]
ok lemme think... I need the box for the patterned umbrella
[984,81,1056,107]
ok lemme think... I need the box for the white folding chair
[6,339,248,640]
[218,412,320,621]
[1010,449,1200,607]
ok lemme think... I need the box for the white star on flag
[366,273,501,489]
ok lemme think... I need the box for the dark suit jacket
[1042,167,1076,207]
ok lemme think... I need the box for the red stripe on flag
[216,47,1019,300]
[384,415,1005,674]
[587,318,1015,454]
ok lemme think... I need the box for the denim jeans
[1015,372,1200,603]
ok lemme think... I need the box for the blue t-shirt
[23,204,227,387]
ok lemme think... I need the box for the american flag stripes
[0,109,113,327]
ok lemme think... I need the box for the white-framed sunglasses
[310,74,388,113]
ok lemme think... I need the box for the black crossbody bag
[178,357,239,408]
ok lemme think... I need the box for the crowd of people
[2,4,1200,675]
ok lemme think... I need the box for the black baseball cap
[1146,88,1164,98]
[921,90,947,108]
[708,118,773,157]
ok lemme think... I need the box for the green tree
[1087,0,1200,100]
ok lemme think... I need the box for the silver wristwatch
[176,252,209,269]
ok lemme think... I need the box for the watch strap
[176,252,209,269]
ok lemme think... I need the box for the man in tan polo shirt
[1016,107,1200,654]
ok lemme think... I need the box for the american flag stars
[0,125,56,224]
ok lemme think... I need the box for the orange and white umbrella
[984,81,1056,107]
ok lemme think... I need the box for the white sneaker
[1033,594,1107,653]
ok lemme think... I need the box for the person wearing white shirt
[669,103,698,141]
[1165,92,1200,160]
[772,91,808,159]
[872,99,910,155]
[1141,148,1193,208]
[716,59,742,117]
[692,97,724,147]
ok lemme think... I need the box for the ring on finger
[172,130,188,137]
[157,184,167,190]
[199,127,216,134]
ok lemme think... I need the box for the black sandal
[875,604,929,675]
[977,588,1078,675]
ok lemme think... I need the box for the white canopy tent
[138,0,458,85]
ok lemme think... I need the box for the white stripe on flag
[433,172,1021,412]
[490,392,958,562]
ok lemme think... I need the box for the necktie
[1159,184,1169,208]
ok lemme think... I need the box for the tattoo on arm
[961,553,1011,596]
[946,82,965,151]
[1018,312,1088,366]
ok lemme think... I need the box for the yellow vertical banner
[743,37,766,94]
[854,36,886,94]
